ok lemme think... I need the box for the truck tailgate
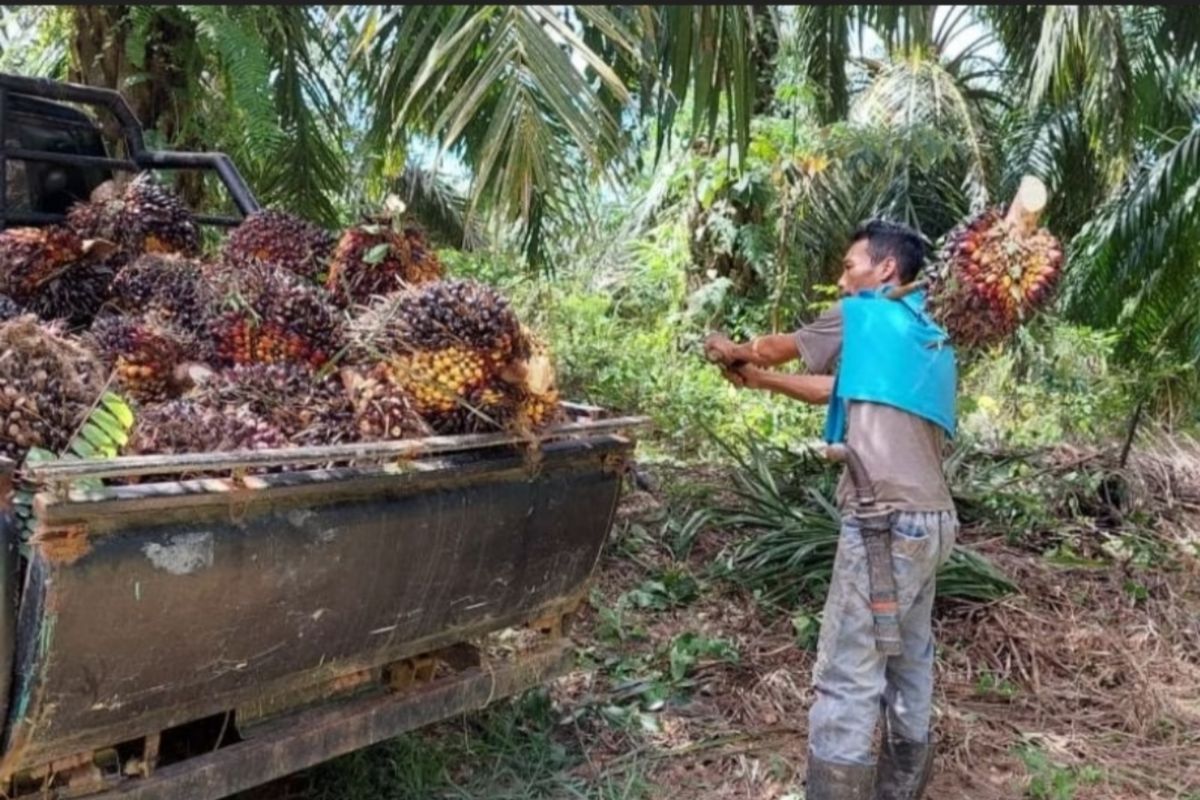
[3,434,631,773]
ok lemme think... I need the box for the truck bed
[0,413,644,797]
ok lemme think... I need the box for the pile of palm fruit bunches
[0,173,562,467]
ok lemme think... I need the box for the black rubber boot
[873,735,934,800]
[805,754,876,800]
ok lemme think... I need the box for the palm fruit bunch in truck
[0,74,645,800]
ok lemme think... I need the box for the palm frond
[1065,121,1200,361]
[850,56,997,211]
[394,164,486,251]
[791,5,851,123]
[708,431,1014,611]
[0,7,70,78]
[253,6,347,225]
[355,6,630,244]
[648,5,760,164]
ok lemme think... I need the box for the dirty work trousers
[808,510,958,764]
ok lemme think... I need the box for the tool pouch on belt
[859,509,902,656]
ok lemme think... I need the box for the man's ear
[877,256,899,283]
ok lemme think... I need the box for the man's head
[837,219,927,295]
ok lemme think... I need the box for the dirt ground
[543,476,1200,800]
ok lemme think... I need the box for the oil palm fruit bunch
[88,315,191,402]
[927,206,1064,349]
[395,280,526,369]
[122,173,200,256]
[380,345,492,430]
[325,220,444,306]
[0,315,105,461]
[212,264,343,370]
[196,363,356,446]
[110,254,214,337]
[26,251,121,329]
[68,173,199,257]
[65,180,124,244]
[222,209,335,282]
[0,226,90,305]
[401,225,444,284]
[350,282,535,433]
[126,399,286,456]
[341,365,432,442]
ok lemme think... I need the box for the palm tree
[3,6,346,224]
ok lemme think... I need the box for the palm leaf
[1065,121,1200,362]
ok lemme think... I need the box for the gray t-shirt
[793,302,954,513]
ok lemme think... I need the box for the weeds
[1017,744,1103,800]
[287,691,651,800]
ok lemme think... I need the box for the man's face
[837,239,898,296]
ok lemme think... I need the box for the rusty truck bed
[0,411,646,798]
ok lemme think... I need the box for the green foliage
[448,223,823,457]
[666,632,738,682]
[958,321,1132,449]
[624,569,701,612]
[1065,121,1200,376]
[291,690,651,800]
[975,670,1019,700]
[13,392,135,541]
[1017,743,1104,800]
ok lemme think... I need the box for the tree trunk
[67,7,205,205]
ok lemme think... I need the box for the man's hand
[704,332,800,368]
[719,364,747,388]
[704,333,737,366]
[737,365,765,390]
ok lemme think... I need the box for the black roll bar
[0,73,260,229]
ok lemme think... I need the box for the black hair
[851,219,927,283]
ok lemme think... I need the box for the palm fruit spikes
[325,221,444,306]
[212,264,344,370]
[401,225,444,284]
[0,226,90,304]
[67,173,199,257]
[0,315,105,461]
[926,176,1063,350]
[222,209,335,281]
[110,254,214,335]
[25,255,119,329]
[341,365,432,442]
[370,280,526,370]
[126,400,286,456]
[88,315,192,402]
[193,363,356,446]
[122,173,200,256]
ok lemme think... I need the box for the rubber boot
[873,735,934,800]
[805,754,876,800]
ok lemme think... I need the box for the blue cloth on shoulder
[823,287,957,444]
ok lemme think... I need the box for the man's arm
[737,365,833,405]
[704,333,799,367]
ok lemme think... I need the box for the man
[705,220,958,800]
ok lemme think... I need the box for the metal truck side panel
[2,438,627,772]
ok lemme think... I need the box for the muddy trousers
[808,511,958,765]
